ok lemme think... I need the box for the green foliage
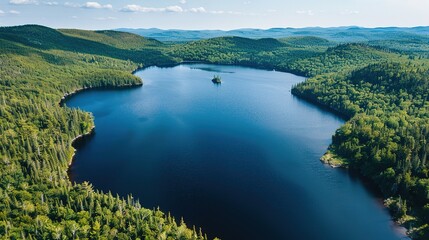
[293,60,429,238]
[0,25,206,239]
[288,43,402,76]
[369,38,429,59]
[3,23,429,239]
[59,29,163,49]
[0,25,178,67]
[279,36,333,47]
[166,36,328,75]
[119,26,429,43]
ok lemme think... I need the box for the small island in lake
[212,75,222,84]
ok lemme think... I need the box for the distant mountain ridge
[116,26,429,42]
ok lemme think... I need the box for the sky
[0,0,428,30]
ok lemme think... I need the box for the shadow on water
[191,66,235,73]
[68,130,95,183]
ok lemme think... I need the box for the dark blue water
[67,64,405,240]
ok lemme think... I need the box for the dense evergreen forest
[0,25,203,239]
[1,24,429,239]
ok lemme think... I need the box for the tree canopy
[1,24,429,239]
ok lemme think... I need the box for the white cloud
[296,10,315,16]
[64,1,112,9]
[71,15,78,19]
[119,4,255,16]
[121,5,163,12]
[189,7,206,13]
[9,0,38,5]
[166,5,183,12]
[121,5,183,13]
[0,10,4,15]
[43,1,58,5]
[9,10,20,14]
[83,2,112,9]
[179,0,186,4]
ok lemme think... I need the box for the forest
[1,24,429,239]
[0,25,202,239]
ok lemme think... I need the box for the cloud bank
[83,2,112,9]
[121,5,184,13]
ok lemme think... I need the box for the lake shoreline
[61,66,146,179]
[64,63,410,240]
[59,82,143,107]
[290,81,412,238]
[68,126,95,166]
[291,88,351,121]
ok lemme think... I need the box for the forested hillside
[293,61,429,239]
[1,24,429,239]
[166,36,327,75]
[58,29,163,50]
[0,25,176,67]
[167,33,429,239]
[0,25,205,239]
[118,26,429,43]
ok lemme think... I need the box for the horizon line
[2,23,429,31]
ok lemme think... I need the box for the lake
[67,64,405,240]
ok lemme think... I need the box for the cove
[67,64,406,240]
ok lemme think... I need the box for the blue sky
[0,0,427,30]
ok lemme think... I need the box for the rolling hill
[1,24,429,239]
[117,26,429,43]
